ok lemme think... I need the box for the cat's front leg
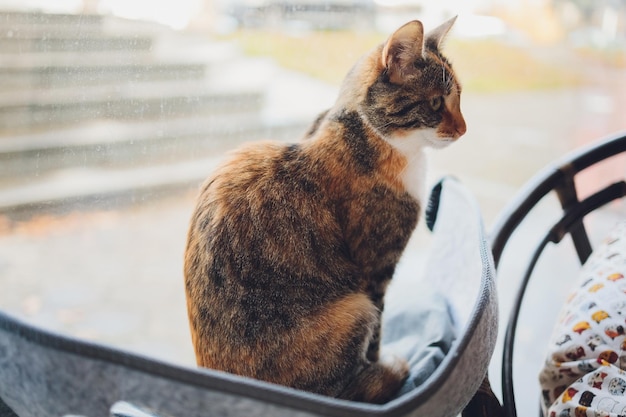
[366,309,382,362]
[365,284,387,362]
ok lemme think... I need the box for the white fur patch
[358,110,454,205]
[388,128,454,204]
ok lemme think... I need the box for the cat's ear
[425,15,457,51]
[381,20,424,85]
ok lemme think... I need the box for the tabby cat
[184,17,466,404]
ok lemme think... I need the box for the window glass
[0,1,624,411]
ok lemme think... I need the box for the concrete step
[0,59,337,162]
[0,114,298,178]
[0,9,338,218]
[0,11,105,30]
[0,78,265,132]
[0,35,153,53]
[0,59,207,91]
[0,66,336,181]
[0,11,166,38]
[0,122,308,219]
[0,36,238,67]
[0,38,243,91]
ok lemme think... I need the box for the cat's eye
[429,96,444,112]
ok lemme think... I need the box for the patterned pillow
[539,221,626,417]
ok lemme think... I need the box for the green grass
[225,30,584,93]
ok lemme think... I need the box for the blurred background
[0,0,624,413]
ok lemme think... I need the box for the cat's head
[338,17,466,149]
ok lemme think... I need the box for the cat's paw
[339,355,409,404]
[379,352,409,380]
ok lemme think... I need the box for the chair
[0,177,497,417]
[490,132,626,417]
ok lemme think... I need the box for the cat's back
[192,140,336,237]
[203,140,297,197]
[185,138,352,307]
[184,139,366,387]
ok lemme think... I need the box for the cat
[184,16,466,404]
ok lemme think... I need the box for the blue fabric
[382,288,456,397]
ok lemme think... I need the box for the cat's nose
[454,117,467,138]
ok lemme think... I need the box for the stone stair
[0,11,314,218]
[0,80,264,131]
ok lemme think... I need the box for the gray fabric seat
[0,177,497,417]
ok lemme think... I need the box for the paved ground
[0,51,624,414]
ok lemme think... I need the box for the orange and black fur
[184,17,466,403]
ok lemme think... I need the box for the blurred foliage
[227,30,585,93]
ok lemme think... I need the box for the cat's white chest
[400,148,427,207]
[390,138,428,207]
[388,128,444,208]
